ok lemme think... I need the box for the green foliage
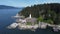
[45,19,53,24]
[38,16,53,24]
[37,16,44,22]
[26,22,32,25]
[19,3,60,24]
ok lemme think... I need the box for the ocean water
[0,9,60,34]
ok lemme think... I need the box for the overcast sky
[0,0,60,7]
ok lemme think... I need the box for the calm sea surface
[0,9,60,34]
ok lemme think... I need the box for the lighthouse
[29,14,32,18]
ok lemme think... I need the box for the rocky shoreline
[7,14,60,32]
[7,22,60,32]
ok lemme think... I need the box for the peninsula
[7,3,60,32]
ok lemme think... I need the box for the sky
[0,0,60,7]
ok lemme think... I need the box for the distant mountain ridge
[0,5,20,9]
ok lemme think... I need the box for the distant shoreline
[0,5,23,9]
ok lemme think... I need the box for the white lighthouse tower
[29,14,32,18]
